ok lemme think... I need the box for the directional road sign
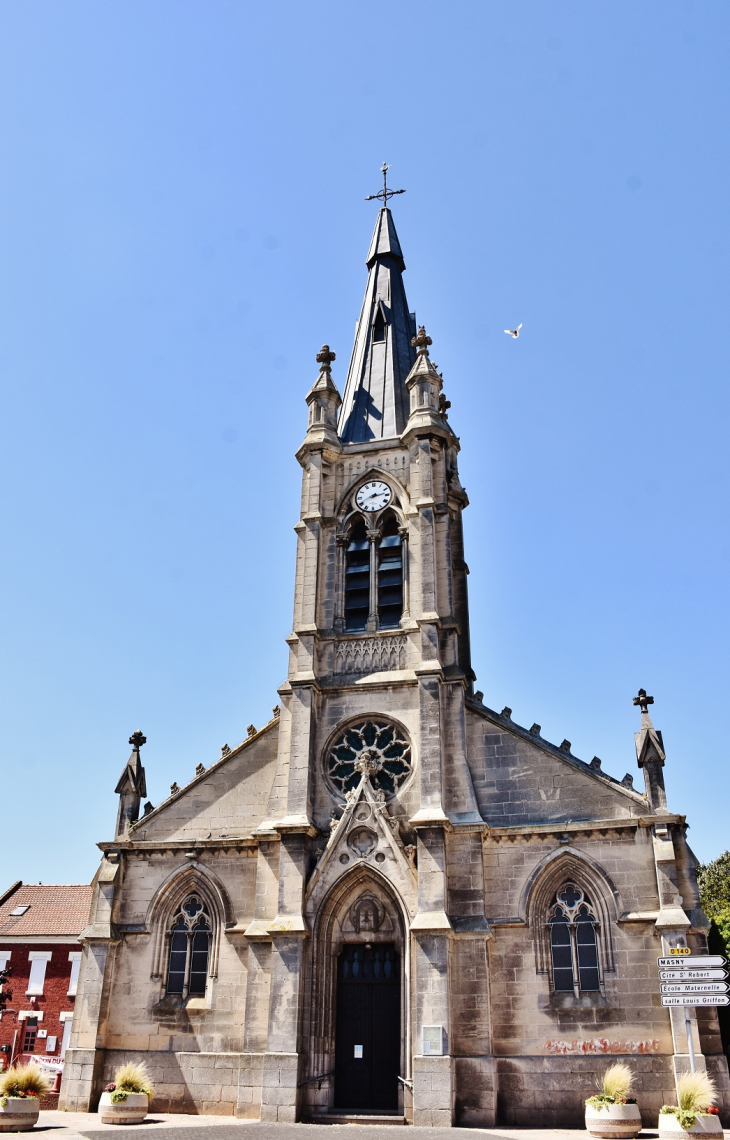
[659,969,728,982]
[660,982,729,995]
[662,994,730,1007]
[657,956,727,969]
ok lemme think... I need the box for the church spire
[338,207,416,443]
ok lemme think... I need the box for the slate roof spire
[338,208,416,443]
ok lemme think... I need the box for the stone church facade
[60,207,729,1127]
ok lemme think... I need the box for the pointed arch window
[345,518,370,631]
[166,895,211,997]
[548,883,600,993]
[372,308,386,343]
[377,517,403,629]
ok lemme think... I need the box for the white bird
[504,323,522,338]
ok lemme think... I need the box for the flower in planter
[111,1061,155,1098]
[586,1062,635,1110]
[0,1062,53,1109]
[660,1070,718,1131]
[105,1084,116,1092]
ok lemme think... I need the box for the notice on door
[353,1045,363,1059]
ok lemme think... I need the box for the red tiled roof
[0,883,93,938]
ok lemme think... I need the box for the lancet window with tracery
[548,883,600,993]
[166,895,211,997]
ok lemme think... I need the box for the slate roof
[338,208,416,444]
[0,883,93,938]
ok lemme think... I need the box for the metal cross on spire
[633,688,654,715]
[365,162,406,207]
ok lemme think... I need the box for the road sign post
[657,953,728,1073]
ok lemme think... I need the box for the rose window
[327,720,412,799]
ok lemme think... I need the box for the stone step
[310,1111,406,1126]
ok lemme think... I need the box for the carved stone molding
[334,634,407,675]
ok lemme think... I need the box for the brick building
[0,882,93,1090]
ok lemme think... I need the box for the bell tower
[253,197,487,1126]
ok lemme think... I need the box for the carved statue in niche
[351,895,384,933]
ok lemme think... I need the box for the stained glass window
[165,896,211,997]
[548,883,600,993]
[327,720,412,799]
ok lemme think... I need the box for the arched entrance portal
[302,865,409,1118]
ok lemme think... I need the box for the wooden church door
[334,943,400,1110]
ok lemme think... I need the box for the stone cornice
[98,837,259,854]
[341,437,407,455]
[480,813,685,843]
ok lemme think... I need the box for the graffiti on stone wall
[544,1037,661,1056]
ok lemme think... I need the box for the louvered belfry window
[345,519,370,631]
[548,883,600,993]
[377,518,403,629]
[166,896,211,997]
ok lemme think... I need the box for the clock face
[355,480,392,513]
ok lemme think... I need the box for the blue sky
[1,1,728,885]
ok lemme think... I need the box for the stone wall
[495,1054,677,1128]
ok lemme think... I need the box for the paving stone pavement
[30,1113,712,1140]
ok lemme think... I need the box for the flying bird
[504,323,522,338]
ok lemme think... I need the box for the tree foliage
[697,850,730,945]
[697,850,730,1065]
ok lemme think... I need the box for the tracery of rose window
[327,720,412,800]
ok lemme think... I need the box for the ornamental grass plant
[586,1062,636,1110]
[660,1070,718,1130]
[105,1060,155,1103]
[0,1061,53,1105]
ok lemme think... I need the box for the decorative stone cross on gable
[633,688,654,715]
[316,344,336,369]
[129,730,146,750]
[412,326,432,356]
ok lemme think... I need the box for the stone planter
[0,1096,41,1132]
[658,1111,723,1138]
[585,1102,642,1138]
[98,1091,149,1125]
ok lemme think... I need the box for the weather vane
[365,162,405,207]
